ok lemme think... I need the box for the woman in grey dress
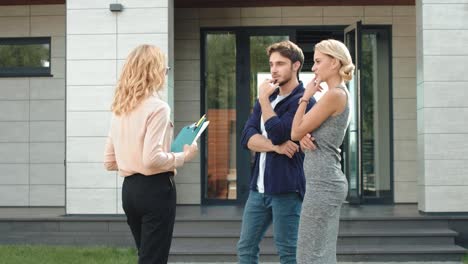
[291,39,355,264]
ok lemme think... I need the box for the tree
[0,44,49,68]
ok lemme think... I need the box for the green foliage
[360,33,377,177]
[0,245,137,264]
[205,34,236,109]
[360,33,375,141]
[249,36,288,108]
[204,34,288,109]
[0,44,49,68]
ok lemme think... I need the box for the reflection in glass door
[203,32,237,200]
[202,30,293,203]
[344,22,362,204]
[249,36,289,107]
[344,23,393,204]
[360,27,391,202]
[201,26,391,204]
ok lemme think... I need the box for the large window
[202,26,392,205]
[0,37,51,77]
[360,28,392,202]
[345,23,392,204]
[204,32,237,200]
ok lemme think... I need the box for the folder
[171,115,209,152]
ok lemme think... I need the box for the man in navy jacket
[237,41,315,264]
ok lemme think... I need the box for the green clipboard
[171,116,209,152]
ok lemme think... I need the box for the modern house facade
[0,0,467,215]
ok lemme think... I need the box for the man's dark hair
[267,41,304,73]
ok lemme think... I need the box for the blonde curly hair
[314,39,355,82]
[111,44,166,115]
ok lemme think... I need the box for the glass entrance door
[344,22,362,204]
[360,26,392,203]
[201,26,392,205]
[344,22,393,204]
[202,30,293,204]
[203,32,237,202]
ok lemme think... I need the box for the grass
[0,245,137,264]
[2,245,466,264]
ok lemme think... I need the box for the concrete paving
[170,262,462,264]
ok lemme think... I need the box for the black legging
[122,172,176,264]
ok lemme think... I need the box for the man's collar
[270,81,304,100]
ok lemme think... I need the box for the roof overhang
[175,0,415,8]
[0,0,414,7]
[0,0,64,5]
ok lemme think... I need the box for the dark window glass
[0,37,51,77]
[360,29,391,200]
[204,32,237,200]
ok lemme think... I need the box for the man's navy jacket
[241,82,315,199]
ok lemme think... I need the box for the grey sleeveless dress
[297,85,350,264]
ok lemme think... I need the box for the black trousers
[122,172,176,264]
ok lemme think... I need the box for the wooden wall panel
[206,109,236,199]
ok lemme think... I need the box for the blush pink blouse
[104,95,185,176]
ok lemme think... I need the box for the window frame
[0,37,52,77]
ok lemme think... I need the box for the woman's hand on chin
[304,77,323,98]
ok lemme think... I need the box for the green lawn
[0,245,137,264]
[0,245,466,264]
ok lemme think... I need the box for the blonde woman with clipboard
[103,44,198,264]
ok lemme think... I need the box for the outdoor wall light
[109,3,123,12]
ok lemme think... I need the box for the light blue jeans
[237,190,302,264]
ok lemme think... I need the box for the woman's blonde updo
[314,39,355,82]
[111,44,167,115]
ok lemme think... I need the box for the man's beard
[278,75,292,87]
[277,66,295,87]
